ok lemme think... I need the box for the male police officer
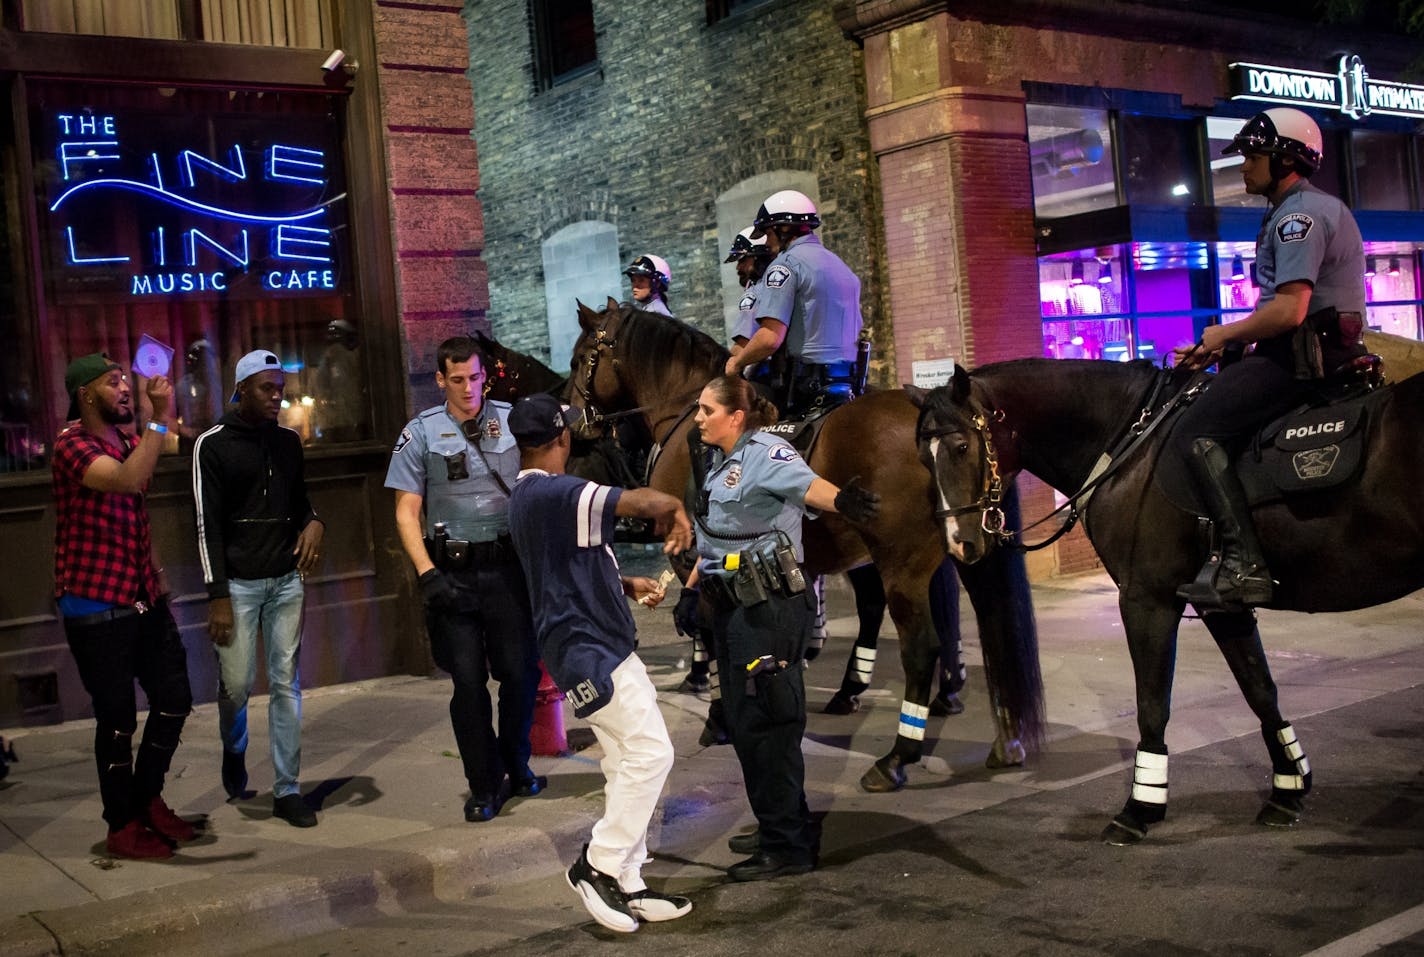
[1172,108,1366,612]
[725,190,863,416]
[624,254,673,317]
[386,336,545,821]
[726,226,776,356]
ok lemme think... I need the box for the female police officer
[686,375,878,881]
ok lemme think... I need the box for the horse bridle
[915,401,1014,542]
[570,315,648,433]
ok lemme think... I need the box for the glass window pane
[0,85,45,472]
[1354,130,1413,210]
[1028,104,1114,218]
[1119,114,1199,206]
[200,0,333,48]
[1365,245,1422,340]
[1207,115,1253,207]
[29,81,369,453]
[1215,241,1260,320]
[22,0,180,39]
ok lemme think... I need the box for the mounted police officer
[385,336,546,822]
[726,226,776,353]
[1171,107,1366,613]
[725,190,864,417]
[624,254,673,317]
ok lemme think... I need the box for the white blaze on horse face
[929,437,968,560]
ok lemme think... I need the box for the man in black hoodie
[193,349,324,827]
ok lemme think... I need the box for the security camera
[321,49,346,73]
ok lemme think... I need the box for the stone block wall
[462,0,888,372]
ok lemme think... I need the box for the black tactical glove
[418,568,459,612]
[673,587,702,637]
[834,476,881,525]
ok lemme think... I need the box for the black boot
[1176,437,1273,612]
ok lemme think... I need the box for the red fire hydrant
[529,662,567,755]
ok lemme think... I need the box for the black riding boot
[1176,437,1273,612]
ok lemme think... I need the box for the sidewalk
[2,572,1421,956]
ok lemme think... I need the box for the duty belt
[425,534,513,570]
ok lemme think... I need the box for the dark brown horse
[911,359,1424,842]
[570,300,1045,789]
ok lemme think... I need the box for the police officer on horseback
[726,226,776,353]
[624,254,673,317]
[1171,107,1366,613]
[726,190,864,417]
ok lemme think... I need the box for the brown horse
[570,299,1045,789]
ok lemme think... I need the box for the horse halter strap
[917,402,1013,541]
[573,325,619,429]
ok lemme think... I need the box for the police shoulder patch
[764,265,791,288]
[393,427,413,454]
[1276,212,1314,244]
[738,292,756,311]
[769,445,799,463]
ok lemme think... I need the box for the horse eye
[955,441,970,456]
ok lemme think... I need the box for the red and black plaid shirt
[52,425,159,604]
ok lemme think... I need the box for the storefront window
[21,1,333,47]
[1353,131,1414,211]
[1028,105,1115,218]
[1365,245,1423,340]
[24,80,368,466]
[1215,242,1260,322]
[1119,114,1200,206]
[0,86,44,472]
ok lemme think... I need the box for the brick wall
[372,0,489,410]
[462,0,888,372]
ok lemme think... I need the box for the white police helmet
[750,189,820,238]
[624,254,670,294]
[724,226,771,263]
[1221,108,1323,175]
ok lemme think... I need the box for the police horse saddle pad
[756,404,838,457]
[1155,383,1390,515]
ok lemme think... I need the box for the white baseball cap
[231,349,282,402]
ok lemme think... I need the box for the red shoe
[143,796,197,842]
[106,820,173,860]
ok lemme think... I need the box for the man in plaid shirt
[53,353,196,860]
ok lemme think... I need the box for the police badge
[486,416,501,439]
[724,464,742,489]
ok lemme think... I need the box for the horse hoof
[859,761,906,793]
[929,693,964,717]
[822,693,860,715]
[1255,801,1302,828]
[1101,818,1147,846]
[985,739,1026,769]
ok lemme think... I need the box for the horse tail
[957,482,1046,753]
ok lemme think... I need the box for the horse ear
[473,329,493,346]
[605,295,621,313]
[903,384,928,408]
[951,365,972,402]
[576,300,598,333]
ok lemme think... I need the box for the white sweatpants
[584,654,675,894]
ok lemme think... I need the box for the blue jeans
[217,570,305,798]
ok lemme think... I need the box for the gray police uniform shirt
[1256,181,1366,316]
[635,296,673,317]
[384,400,519,542]
[755,233,862,364]
[733,278,763,343]
[696,431,818,583]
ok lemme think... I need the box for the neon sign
[1229,56,1424,119]
[42,108,347,300]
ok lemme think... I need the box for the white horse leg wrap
[1272,724,1310,790]
[852,646,876,684]
[1131,749,1169,805]
[810,577,827,650]
[898,701,929,741]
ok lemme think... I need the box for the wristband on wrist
[146,421,168,435]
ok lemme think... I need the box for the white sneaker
[566,845,638,933]
[626,889,693,922]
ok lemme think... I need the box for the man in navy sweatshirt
[192,349,324,827]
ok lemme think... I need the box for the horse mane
[614,305,730,400]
